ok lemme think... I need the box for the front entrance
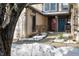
[48,16,67,32]
[58,18,65,32]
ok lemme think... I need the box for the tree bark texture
[0,3,26,56]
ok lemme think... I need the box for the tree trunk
[0,3,26,56]
[0,4,6,55]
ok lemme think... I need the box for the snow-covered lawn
[11,43,79,56]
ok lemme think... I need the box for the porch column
[25,8,28,37]
[76,4,79,42]
[55,16,58,32]
[70,8,74,40]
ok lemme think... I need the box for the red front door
[51,18,57,31]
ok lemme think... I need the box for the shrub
[59,33,64,39]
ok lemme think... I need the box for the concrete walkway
[13,38,79,48]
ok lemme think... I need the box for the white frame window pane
[43,3,57,12]
[44,3,49,11]
[50,3,57,11]
[62,3,69,11]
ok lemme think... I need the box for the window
[45,3,49,11]
[50,3,56,11]
[61,3,69,11]
[32,15,36,32]
[43,3,57,12]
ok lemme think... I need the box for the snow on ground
[32,33,47,41]
[11,43,79,56]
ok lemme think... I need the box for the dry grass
[41,42,79,48]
